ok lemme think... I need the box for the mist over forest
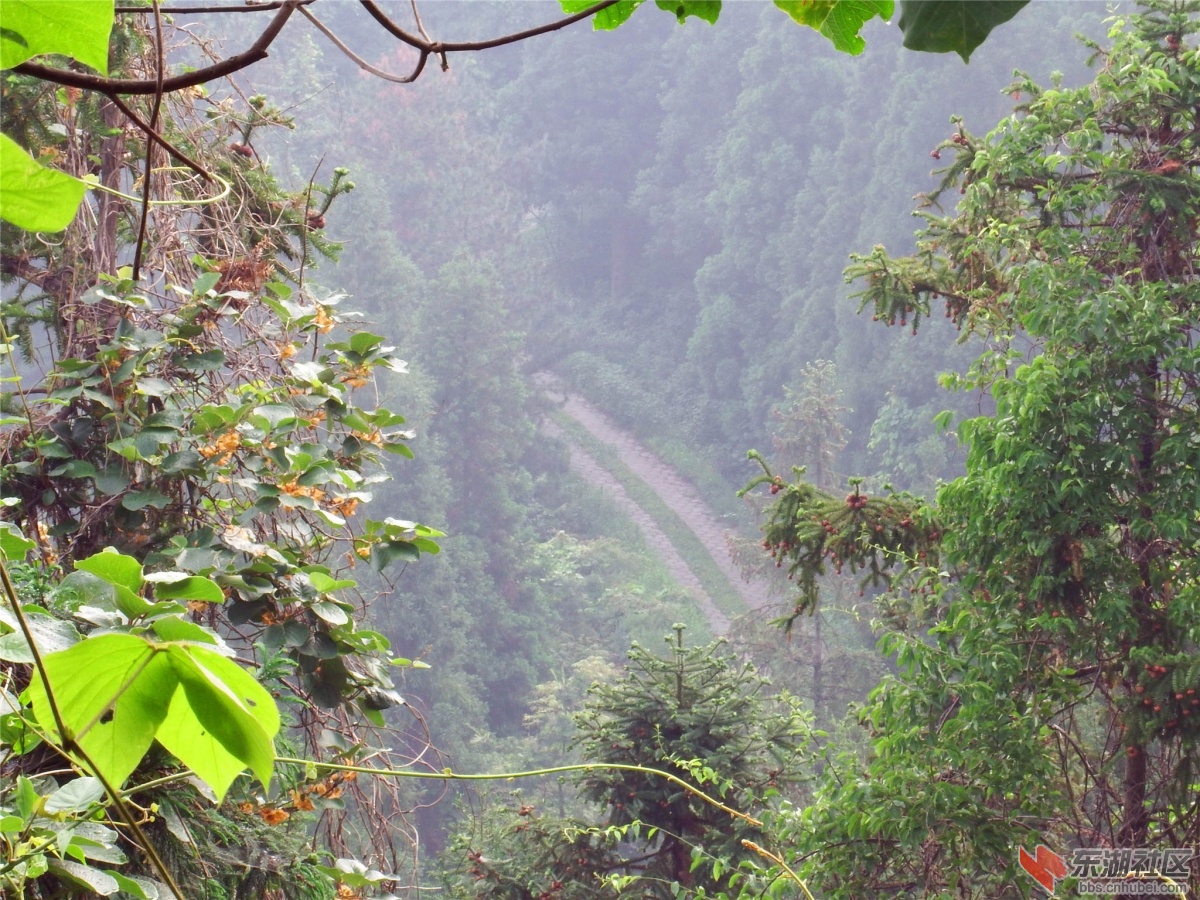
[5,1,1200,897]
[219,0,1103,856]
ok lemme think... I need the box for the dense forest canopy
[2,1,1198,898]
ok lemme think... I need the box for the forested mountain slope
[3,3,1146,894]
[227,0,1108,847]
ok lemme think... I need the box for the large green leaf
[773,0,894,55]
[0,133,87,232]
[0,0,113,72]
[897,0,1029,61]
[158,645,278,799]
[145,573,225,603]
[26,634,278,798]
[24,634,172,787]
[43,776,105,814]
[75,548,143,593]
[0,522,35,561]
[46,858,120,896]
[74,548,152,618]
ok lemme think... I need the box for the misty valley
[2,2,1199,898]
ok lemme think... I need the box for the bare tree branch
[105,94,214,182]
[132,0,167,280]
[298,5,429,84]
[359,0,626,55]
[116,1,298,12]
[14,0,626,96]
[11,1,302,94]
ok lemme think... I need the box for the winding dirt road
[536,374,773,635]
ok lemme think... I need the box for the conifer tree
[442,628,815,898]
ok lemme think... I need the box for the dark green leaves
[563,0,897,53]
[564,0,1031,56]
[898,0,1029,61]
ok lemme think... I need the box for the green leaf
[310,601,350,626]
[134,377,174,399]
[0,611,80,663]
[773,0,893,54]
[370,540,421,571]
[176,349,226,372]
[191,271,221,297]
[316,858,399,887]
[251,404,298,429]
[897,0,1028,61]
[0,133,87,232]
[75,548,143,593]
[160,449,202,474]
[560,0,645,29]
[308,571,356,593]
[15,775,39,821]
[25,634,174,787]
[159,645,279,799]
[110,872,159,899]
[655,0,720,23]
[92,466,130,495]
[44,776,105,814]
[0,0,113,72]
[192,404,239,433]
[348,331,386,355]
[69,831,127,865]
[121,489,171,511]
[150,616,220,646]
[46,858,120,896]
[146,574,224,603]
[49,459,97,479]
[0,522,34,561]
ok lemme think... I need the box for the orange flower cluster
[234,770,360,827]
[199,430,241,465]
[341,365,371,389]
[332,496,360,518]
[280,479,326,502]
[238,801,289,825]
[350,429,383,447]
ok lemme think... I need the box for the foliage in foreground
[0,13,444,899]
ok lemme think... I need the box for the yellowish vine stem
[274,756,761,826]
[742,839,818,900]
